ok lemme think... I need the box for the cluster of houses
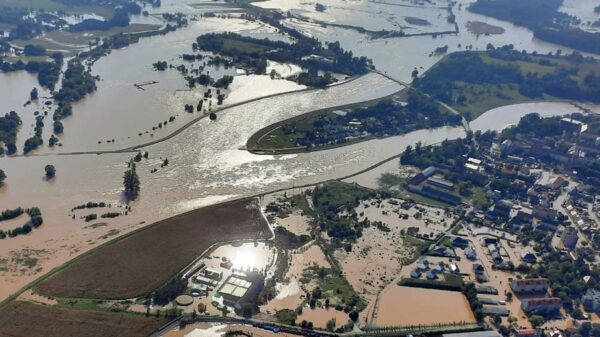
[563,191,600,251]
[410,259,457,280]
[499,117,594,165]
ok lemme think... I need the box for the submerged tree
[30,87,38,101]
[123,159,140,201]
[0,169,5,186]
[44,164,56,179]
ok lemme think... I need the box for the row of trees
[123,159,140,202]
[23,115,44,154]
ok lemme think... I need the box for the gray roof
[422,166,438,177]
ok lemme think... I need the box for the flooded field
[261,244,329,314]
[2,0,600,305]
[559,0,600,32]
[2,97,588,301]
[54,17,302,153]
[373,286,476,327]
[282,0,592,83]
[0,71,54,151]
[255,0,455,34]
[356,198,455,240]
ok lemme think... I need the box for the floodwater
[374,286,476,327]
[282,0,597,83]
[559,0,600,32]
[0,71,54,151]
[0,97,591,300]
[469,101,587,132]
[56,17,301,153]
[1,0,599,302]
[255,0,455,34]
[261,244,329,314]
[165,323,299,337]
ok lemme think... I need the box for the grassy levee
[35,198,270,299]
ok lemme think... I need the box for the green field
[420,50,600,120]
[449,82,552,121]
[55,297,106,311]
[303,266,367,311]
[469,186,490,209]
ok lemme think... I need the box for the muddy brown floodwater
[374,286,476,327]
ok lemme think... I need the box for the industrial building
[511,278,550,294]
[217,271,264,308]
[521,297,561,314]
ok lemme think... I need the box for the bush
[275,309,297,325]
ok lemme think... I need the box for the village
[149,115,597,337]
[193,112,600,337]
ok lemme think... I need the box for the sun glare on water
[232,249,258,271]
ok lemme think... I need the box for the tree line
[0,207,44,239]
[470,0,600,55]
